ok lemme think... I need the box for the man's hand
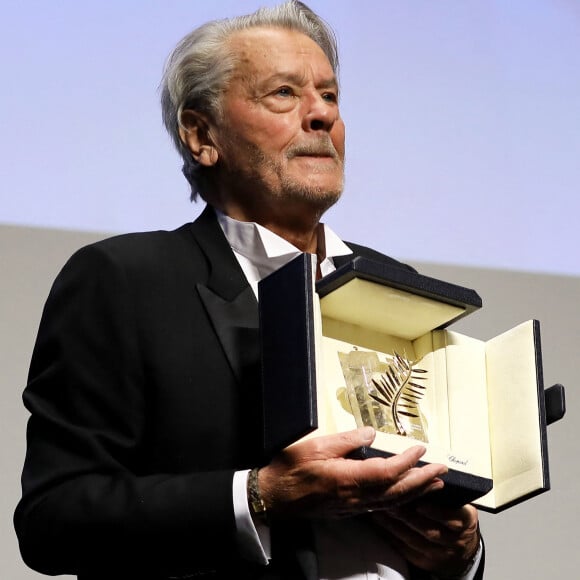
[370,500,481,578]
[258,427,447,520]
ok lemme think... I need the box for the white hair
[160,1,339,201]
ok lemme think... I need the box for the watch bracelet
[247,467,268,520]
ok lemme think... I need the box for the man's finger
[350,447,445,488]
[415,501,478,529]
[286,426,377,461]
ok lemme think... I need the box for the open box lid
[317,257,482,340]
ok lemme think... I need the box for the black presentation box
[259,254,565,512]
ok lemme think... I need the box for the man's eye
[275,86,293,97]
[322,92,338,103]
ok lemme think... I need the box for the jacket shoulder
[62,223,204,276]
[85,223,197,262]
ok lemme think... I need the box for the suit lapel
[189,205,260,386]
[196,284,259,384]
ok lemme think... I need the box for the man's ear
[179,110,219,167]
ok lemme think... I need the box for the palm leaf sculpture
[369,353,428,437]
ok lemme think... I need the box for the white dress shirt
[216,210,481,580]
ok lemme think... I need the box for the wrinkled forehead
[225,26,336,84]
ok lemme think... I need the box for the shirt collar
[215,208,352,271]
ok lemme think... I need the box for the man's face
[210,27,345,219]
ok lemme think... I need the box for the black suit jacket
[15,206,483,580]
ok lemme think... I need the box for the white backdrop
[1,0,579,274]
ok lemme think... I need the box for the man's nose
[302,93,338,132]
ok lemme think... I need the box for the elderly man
[15,2,482,579]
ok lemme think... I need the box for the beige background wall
[1,224,577,579]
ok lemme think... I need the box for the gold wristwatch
[247,467,268,520]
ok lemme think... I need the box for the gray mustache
[287,139,339,159]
